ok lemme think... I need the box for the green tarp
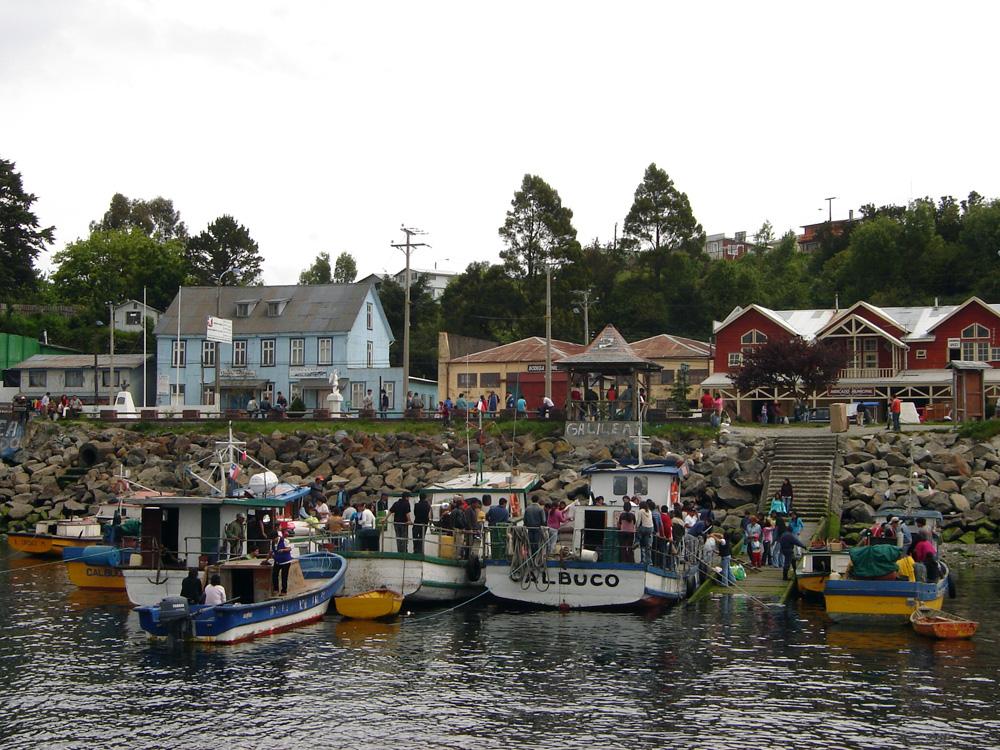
[849,544,902,578]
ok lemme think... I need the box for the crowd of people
[13,391,84,422]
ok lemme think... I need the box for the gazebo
[555,324,662,422]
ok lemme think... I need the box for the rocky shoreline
[0,422,998,546]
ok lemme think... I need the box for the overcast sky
[4,1,999,285]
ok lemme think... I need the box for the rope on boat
[507,526,551,590]
[403,587,493,624]
[0,545,124,576]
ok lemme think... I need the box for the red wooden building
[702,297,1000,422]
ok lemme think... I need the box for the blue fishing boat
[136,551,346,643]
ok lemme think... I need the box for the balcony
[837,367,895,380]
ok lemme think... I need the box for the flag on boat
[229,463,240,480]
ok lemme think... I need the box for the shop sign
[221,368,256,379]
[829,386,876,397]
[289,367,329,379]
[526,364,546,372]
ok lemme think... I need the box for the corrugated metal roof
[630,334,711,359]
[154,284,373,336]
[447,337,585,364]
[557,325,661,370]
[13,354,151,369]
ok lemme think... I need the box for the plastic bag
[732,563,746,581]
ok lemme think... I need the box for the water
[2,548,1000,750]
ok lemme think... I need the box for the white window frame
[351,382,366,409]
[202,385,215,406]
[202,340,216,367]
[236,302,250,318]
[366,340,374,368]
[728,352,743,367]
[171,340,186,367]
[991,347,1000,361]
[318,337,332,365]
[915,349,927,360]
[233,340,247,367]
[366,302,373,330]
[384,382,394,410]
[261,339,275,367]
[169,383,185,406]
[290,338,304,367]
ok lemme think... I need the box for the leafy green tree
[51,229,187,316]
[186,215,263,285]
[752,220,775,253]
[670,364,691,413]
[499,174,579,279]
[333,252,358,283]
[0,158,53,296]
[92,193,188,242]
[377,275,440,378]
[299,252,332,284]
[438,262,527,342]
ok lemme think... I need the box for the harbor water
[1,547,999,749]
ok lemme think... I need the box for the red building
[702,297,1000,421]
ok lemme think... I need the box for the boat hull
[66,561,126,590]
[122,568,189,606]
[136,555,346,644]
[340,552,483,603]
[485,560,689,610]
[796,572,828,600]
[910,609,977,639]
[8,533,102,557]
[335,589,403,619]
[824,575,948,624]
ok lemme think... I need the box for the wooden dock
[688,564,794,604]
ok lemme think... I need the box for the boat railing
[329,522,484,561]
[487,526,685,570]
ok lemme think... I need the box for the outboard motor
[158,596,193,645]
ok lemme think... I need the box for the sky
[4,1,1000,285]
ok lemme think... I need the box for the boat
[136,551,346,644]
[335,588,404,619]
[120,426,329,606]
[797,509,945,600]
[910,607,978,639]
[62,545,133,590]
[484,457,700,610]
[334,470,541,604]
[823,543,952,623]
[6,497,142,557]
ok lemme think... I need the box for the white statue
[326,368,344,416]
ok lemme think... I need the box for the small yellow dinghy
[335,588,404,620]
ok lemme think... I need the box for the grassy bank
[957,420,1000,441]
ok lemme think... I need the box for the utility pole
[545,264,553,401]
[825,196,837,222]
[108,302,115,404]
[391,226,428,403]
[571,289,597,344]
[214,266,240,410]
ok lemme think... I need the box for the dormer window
[265,299,289,317]
[236,303,250,318]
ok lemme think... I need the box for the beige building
[628,334,713,408]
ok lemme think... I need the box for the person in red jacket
[891,396,902,432]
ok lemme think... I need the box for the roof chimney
[934,297,939,308]
[834,293,839,312]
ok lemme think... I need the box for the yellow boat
[335,588,404,620]
[8,519,105,557]
[63,546,129,590]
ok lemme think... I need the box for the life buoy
[466,555,483,582]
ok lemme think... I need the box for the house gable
[713,307,796,373]
[819,301,907,339]
[919,297,1000,368]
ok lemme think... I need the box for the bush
[290,397,306,412]
[957,420,1000,441]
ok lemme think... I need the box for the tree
[732,337,850,406]
[622,163,704,254]
[91,193,188,242]
[377,275,441,378]
[439,261,527,342]
[752,220,775,253]
[51,229,188,316]
[333,252,358,283]
[0,158,53,296]
[499,174,579,279]
[186,215,263,285]
[670,364,691,414]
[299,252,332,284]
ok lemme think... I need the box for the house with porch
[154,283,402,411]
[702,296,1000,422]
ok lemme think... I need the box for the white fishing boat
[336,471,540,603]
[484,456,700,610]
[120,427,325,606]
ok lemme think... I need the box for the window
[236,303,251,318]
[740,329,768,352]
[267,301,282,317]
[457,372,478,388]
[101,370,121,387]
[171,340,186,367]
[28,370,46,387]
[613,476,628,496]
[202,340,216,367]
[351,382,366,409]
[481,372,501,389]
[290,338,304,367]
[366,341,373,368]
[202,385,216,406]
[915,349,927,360]
[261,383,274,402]
[290,383,302,404]
[64,370,84,388]
[384,382,395,410]
[633,476,648,495]
[660,370,675,385]
[170,383,185,405]
[125,310,142,325]
[992,348,1000,361]
[688,369,709,381]
[233,340,247,367]
[318,337,332,365]
[728,352,743,367]
[960,323,990,361]
[862,338,878,369]
[261,339,275,367]
[366,302,373,330]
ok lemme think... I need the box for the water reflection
[2,543,1000,749]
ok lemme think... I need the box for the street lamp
[213,266,241,410]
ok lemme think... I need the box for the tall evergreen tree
[186,215,263,285]
[91,193,188,242]
[0,158,53,296]
[499,174,579,279]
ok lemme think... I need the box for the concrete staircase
[762,435,838,540]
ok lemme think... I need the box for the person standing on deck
[636,501,655,565]
[224,514,246,559]
[389,492,412,553]
[413,492,431,555]
[778,528,808,580]
[524,495,546,559]
[181,568,203,604]
[204,574,227,606]
[717,533,734,586]
[270,527,294,595]
[617,501,637,563]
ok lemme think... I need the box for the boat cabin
[33,518,102,539]
[873,507,944,541]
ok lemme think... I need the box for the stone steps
[761,437,837,526]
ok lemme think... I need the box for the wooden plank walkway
[688,564,794,604]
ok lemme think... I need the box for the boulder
[845,451,876,464]
[844,500,876,523]
[962,476,989,503]
[849,483,877,503]
[715,480,753,506]
[6,502,33,520]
